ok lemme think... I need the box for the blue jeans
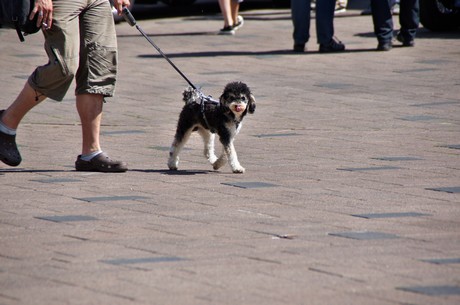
[371,0,419,43]
[291,0,336,45]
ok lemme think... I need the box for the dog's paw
[212,158,226,170]
[208,155,218,164]
[167,158,179,170]
[232,166,245,174]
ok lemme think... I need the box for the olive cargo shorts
[28,0,117,101]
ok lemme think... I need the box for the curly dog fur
[168,81,256,173]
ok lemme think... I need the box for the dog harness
[198,91,220,132]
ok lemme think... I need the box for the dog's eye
[241,96,246,101]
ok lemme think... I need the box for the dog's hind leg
[168,128,193,170]
[198,129,218,165]
[212,148,227,171]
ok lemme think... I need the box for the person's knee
[28,53,78,101]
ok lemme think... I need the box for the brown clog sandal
[75,152,127,172]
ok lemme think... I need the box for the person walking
[291,0,345,53]
[0,0,129,172]
[218,0,244,35]
[371,0,419,51]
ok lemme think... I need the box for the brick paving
[1,2,459,304]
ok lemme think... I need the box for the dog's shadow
[132,169,214,175]
[0,168,214,176]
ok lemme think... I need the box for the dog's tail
[183,87,201,105]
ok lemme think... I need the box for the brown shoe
[75,152,127,172]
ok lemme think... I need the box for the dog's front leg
[225,141,245,173]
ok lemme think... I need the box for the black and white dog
[168,81,256,173]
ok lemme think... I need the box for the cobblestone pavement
[1,2,459,305]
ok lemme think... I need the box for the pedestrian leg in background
[370,0,394,51]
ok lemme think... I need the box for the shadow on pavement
[131,169,214,175]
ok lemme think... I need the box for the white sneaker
[233,15,244,31]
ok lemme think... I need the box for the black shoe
[293,43,305,53]
[218,26,235,35]
[396,32,415,47]
[0,110,22,167]
[75,152,128,172]
[319,37,345,53]
[377,41,392,51]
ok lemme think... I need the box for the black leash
[122,7,198,90]
[122,8,219,130]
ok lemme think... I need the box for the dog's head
[220,82,256,117]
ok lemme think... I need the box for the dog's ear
[248,93,256,114]
[219,94,227,108]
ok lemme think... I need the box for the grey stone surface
[1,1,459,304]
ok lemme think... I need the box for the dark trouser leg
[291,0,311,45]
[399,0,419,41]
[371,0,394,43]
[316,0,335,44]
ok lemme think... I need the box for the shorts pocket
[87,42,117,84]
[49,45,70,77]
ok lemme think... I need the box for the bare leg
[76,94,103,155]
[230,0,240,24]
[1,82,46,129]
[218,0,233,27]
[74,94,127,172]
[0,82,46,166]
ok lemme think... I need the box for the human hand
[113,0,131,15]
[30,0,53,30]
